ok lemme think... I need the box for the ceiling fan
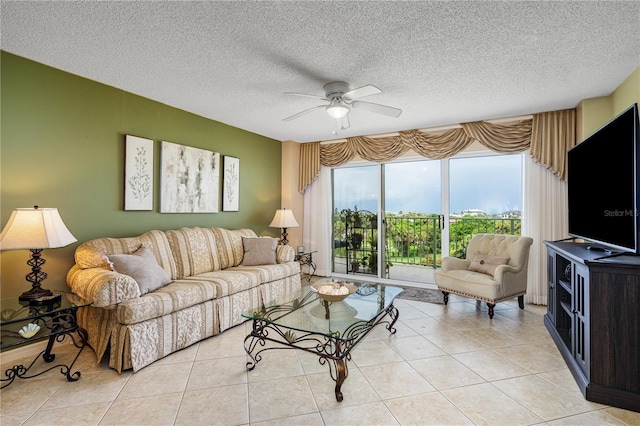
[283,81,402,135]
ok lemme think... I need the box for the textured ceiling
[1,1,639,143]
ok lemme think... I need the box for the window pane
[450,155,521,215]
[448,154,522,257]
[333,166,378,212]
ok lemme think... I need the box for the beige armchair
[434,233,533,318]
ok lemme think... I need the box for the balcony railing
[385,216,521,267]
[333,214,521,272]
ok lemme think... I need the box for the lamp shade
[269,208,299,229]
[0,207,77,250]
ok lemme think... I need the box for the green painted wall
[1,51,283,298]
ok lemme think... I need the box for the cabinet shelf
[558,279,572,292]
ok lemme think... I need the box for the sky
[334,154,522,215]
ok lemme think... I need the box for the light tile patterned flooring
[2,294,639,425]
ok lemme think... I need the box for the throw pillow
[108,246,172,295]
[468,253,510,277]
[240,237,278,266]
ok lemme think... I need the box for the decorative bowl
[311,282,357,302]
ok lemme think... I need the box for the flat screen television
[567,103,640,254]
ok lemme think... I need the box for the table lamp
[0,206,77,301]
[269,208,299,245]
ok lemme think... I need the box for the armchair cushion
[441,256,470,271]
[468,253,510,277]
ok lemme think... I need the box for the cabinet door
[573,263,590,375]
[546,251,556,325]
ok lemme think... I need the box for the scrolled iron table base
[1,310,88,388]
[244,302,399,402]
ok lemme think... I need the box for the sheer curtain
[302,166,332,277]
[522,155,568,304]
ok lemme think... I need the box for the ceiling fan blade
[352,100,402,118]
[284,92,328,101]
[282,105,326,122]
[343,84,382,100]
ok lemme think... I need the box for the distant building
[500,210,521,218]
[461,209,486,216]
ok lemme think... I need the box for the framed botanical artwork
[223,156,239,211]
[160,141,220,213]
[124,135,154,210]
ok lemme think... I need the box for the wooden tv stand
[544,240,640,412]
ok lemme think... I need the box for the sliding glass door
[331,160,442,285]
[331,153,522,286]
[332,165,379,275]
[383,160,442,284]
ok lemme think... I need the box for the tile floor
[1,293,639,425]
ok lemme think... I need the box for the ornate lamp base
[19,286,53,301]
[18,248,52,301]
[281,227,289,245]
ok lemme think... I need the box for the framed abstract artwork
[124,135,154,211]
[223,156,239,211]
[160,141,220,213]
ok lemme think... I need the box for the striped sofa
[66,227,301,372]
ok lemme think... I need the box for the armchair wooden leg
[518,295,524,309]
[442,291,449,305]
[487,303,495,319]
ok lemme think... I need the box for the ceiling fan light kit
[283,81,402,133]
[326,100,350,119]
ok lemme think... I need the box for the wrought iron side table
[295,250,317,282]
[1,292,89,388]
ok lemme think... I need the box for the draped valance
[299,108,576,193]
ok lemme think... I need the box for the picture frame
[223,156,240,211]
[124,135,154,211]
[160,141,220,213]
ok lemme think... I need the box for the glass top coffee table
[242,279,403,402]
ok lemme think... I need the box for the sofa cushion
[276,244,295,263]
[468,253,510,277]
[165,227,221,278]
[240,237,278,266]
[114,264,298,324]
[67,264,141,307]
[212,228,257,269]
[109,246,172,295]
[74,230,177,279]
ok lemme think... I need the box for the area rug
[396,287,445,304]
